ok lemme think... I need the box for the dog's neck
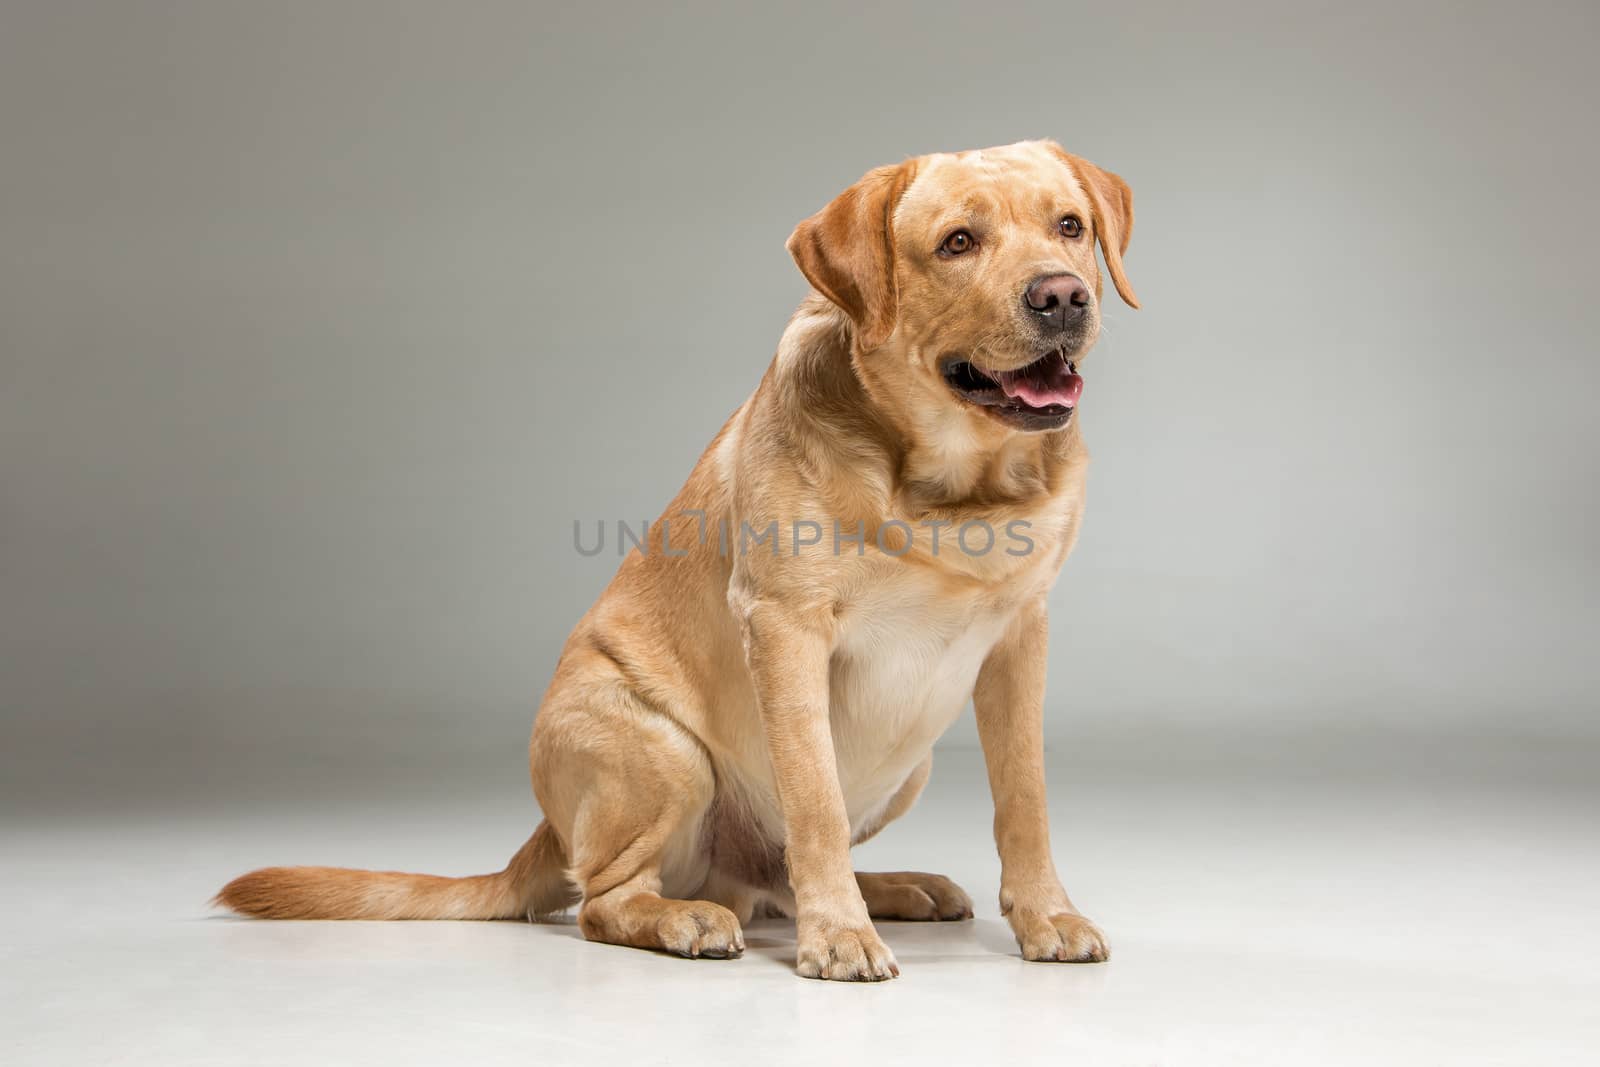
[769,298,1083,515]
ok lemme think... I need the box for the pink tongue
[995,360,1084,409]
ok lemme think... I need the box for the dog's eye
[939,230,975,256]
[1058,215,1084,239]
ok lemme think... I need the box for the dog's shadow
[544,915,1030,972]
[535,914,1026,973]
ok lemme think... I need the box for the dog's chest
[825,566,1024,821]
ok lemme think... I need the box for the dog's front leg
[974,598,1110,962]
[737,597,898,981]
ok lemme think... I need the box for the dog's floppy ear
[1048,145,1139,309]
[787,159,918,351]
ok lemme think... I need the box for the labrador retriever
[218,139,1139,981]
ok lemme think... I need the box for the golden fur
[218,140,1139,980]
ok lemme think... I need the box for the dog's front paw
[1007,907,1109,962]
[1001,884,1109,962]
[796,916,899,981]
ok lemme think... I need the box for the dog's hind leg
[847,756,975,921]
[578,870,746,959]
[532,680,744,960]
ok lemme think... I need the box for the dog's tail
[213,820,577,921]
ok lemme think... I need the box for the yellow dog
[220,140,1139,982]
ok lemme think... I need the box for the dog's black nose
[1024,274,1091,331]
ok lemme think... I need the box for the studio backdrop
[2,2,1594,816]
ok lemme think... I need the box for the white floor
[4,747,1596,1066]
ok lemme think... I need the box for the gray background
[3,1,1596,820]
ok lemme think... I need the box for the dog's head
[788,141,1137,434]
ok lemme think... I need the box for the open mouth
[940,350,1084,430]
